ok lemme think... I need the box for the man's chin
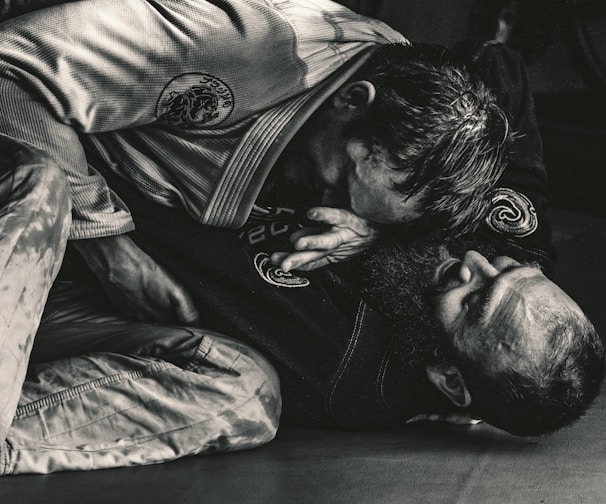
[320,188,350,208]
[361,237,454,369]
[362,239,449,315]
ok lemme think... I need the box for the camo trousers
[0,136,280,475]
[0,135,71,447]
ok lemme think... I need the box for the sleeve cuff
[68,217,136,241]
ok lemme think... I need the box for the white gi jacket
[0,0,406,239]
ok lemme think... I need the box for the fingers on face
[271,250,329,272]
[294,231,344,251]
[307,206,349,225]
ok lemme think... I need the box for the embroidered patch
[254,253,310,288]
[486,188,538,237]
[156,73,234,127]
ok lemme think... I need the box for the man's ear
[332,80,376,111]
[426,364,472,408]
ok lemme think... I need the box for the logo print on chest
[254,253,310,288]
[486,187,538,237]
[156,73,234,127]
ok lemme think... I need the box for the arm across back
[452,40,556,274]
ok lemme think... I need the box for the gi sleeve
[0,0,404,239]
[452,39,557,276]
[0,1,172,239]
[0,0,287,239]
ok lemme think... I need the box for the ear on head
[332,80,376,110]
[426,364,472,408]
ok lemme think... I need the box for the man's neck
[257,148,321,211]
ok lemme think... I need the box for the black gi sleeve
[452,39,557,277]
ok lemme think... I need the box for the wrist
[71,234,134,273]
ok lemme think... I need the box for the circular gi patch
[486,188,538,237]
[254,253,310,288]
[156,73,234,127]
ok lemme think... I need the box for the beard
[361,234,456,373]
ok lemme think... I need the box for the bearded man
[362,234,604,436]
[3,184,601,475]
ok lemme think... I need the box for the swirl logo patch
[486,188,538,237]
[156,73,234,127]
[254,253,310,288]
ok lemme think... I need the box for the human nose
[459,250,499,285]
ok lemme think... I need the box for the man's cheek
[348,189,373,219]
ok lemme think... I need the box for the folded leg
[0,135,71,442]
[1,282,280,475]
[3,322,280,475]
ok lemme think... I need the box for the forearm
[72,233,200,324]
[71,234,136,278]
[452,40,556,273]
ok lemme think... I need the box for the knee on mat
[199,331,282,442]
[235,341,282,442]
[252,353,281,442]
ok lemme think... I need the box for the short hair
[455,304,605,437]
[345,42,511,234]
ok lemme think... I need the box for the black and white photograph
[1,1,605,502]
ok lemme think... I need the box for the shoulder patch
[156,73,234,127]
[486,188,538,237]
[254,253,310,288]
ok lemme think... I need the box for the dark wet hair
[345,42,511,234]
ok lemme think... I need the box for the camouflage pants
[0,137,280,475]
[0,135,71,448]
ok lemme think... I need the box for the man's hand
[72,234,200,324]
[271,207,379,272]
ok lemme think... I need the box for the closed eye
[392,179,422,199]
